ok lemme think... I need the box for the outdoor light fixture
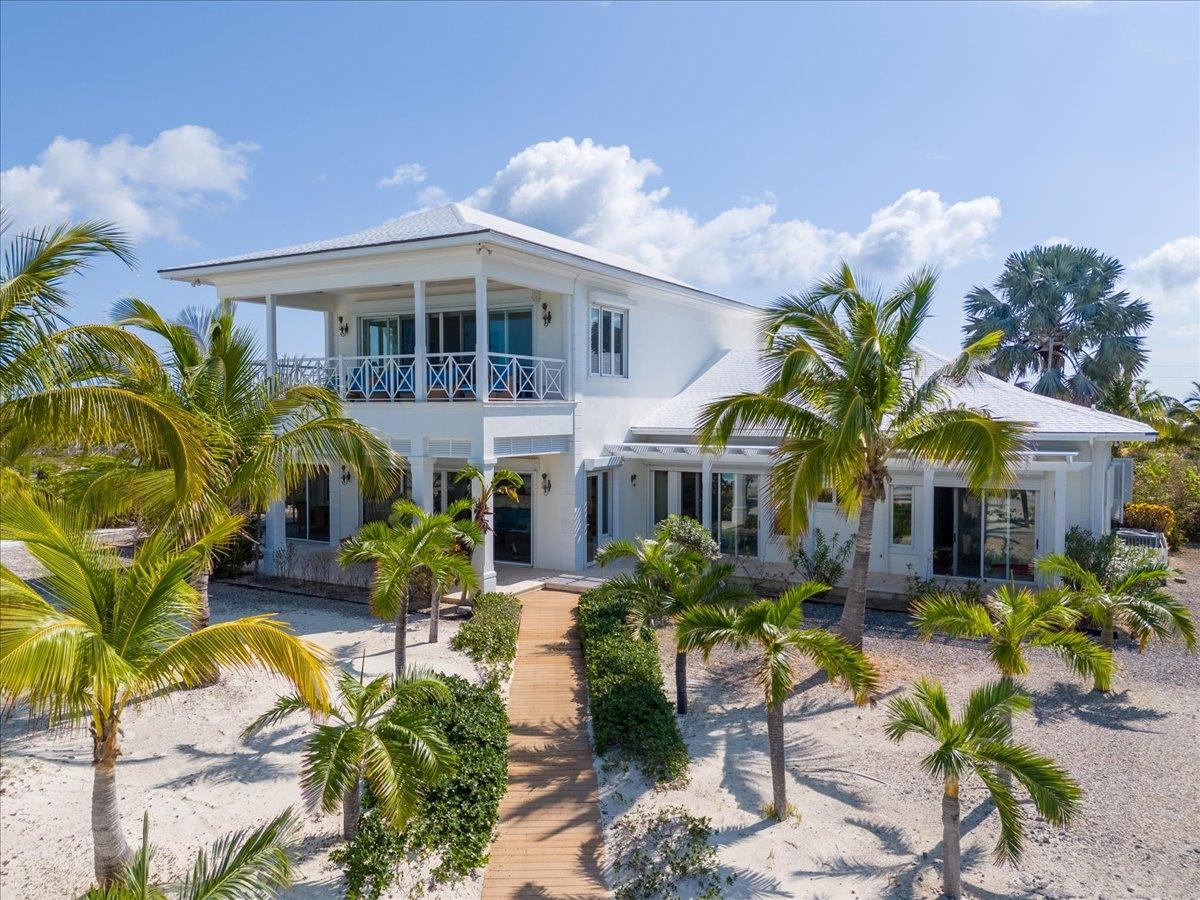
[541,473,552,495]
[541,301,552,327]
[630,473,637,486]
[337,315,349,337]
[340,464,352,485]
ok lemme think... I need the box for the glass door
[285,467,330,542]
[586,470,612,563]
[710,472,759,558]
[494,472,533,565]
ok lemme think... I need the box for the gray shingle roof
[160,202,710,296]
[633,347,1157,438]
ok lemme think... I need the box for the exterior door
[494,472,533,565]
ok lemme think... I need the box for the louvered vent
[493,435,571,456]
[426,438,472,457]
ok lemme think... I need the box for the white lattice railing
[426,352,477,401]
[488,353,566,400]
[264,355,416,401]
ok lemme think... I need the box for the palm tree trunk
[942,776,962,899]
[1095,620,1114,692]
[394,601,407,680]
[766,701,787,820]
[839,497,876,650]
[92,729,132,884]
[343,779,362,841]
[192,566,219,686]
[674,650,688,715]
[429,585,441,644]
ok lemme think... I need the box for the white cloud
[464,137,1001,292]
[378,163,427,188]
[416,184,449,207]
[1125,236,1200,395]
[1,125,255,240]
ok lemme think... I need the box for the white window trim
[890,484,914,547]
[588,303,629,378]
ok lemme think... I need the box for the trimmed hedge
[451,591,522,684]
[577,589,688,783]
[1124,502,1177,547]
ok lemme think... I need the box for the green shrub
[331,675,509,897]
[611,806,728,900]
[1123,502,1177,546]
[577,590,688,783]
[791,528,853,588]
[1065,526,1122,577]
[1131,447,1200,545]
[655,514,720,561]
[451,591,522,684]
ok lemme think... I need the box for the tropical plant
[340,499,481,674]
[1039,553,1195,688]
[885,679,1082,899]
[83,808,298,899]
[654,513,721,562]
[452,464,523,534]
[963,244,1151,405]
[0,218,209,497]
[244,669,454,841]
[0,491,329,884]
[699,264,1026,649]
[1130,448,1200,543]
[596,539,751,714]
[676,583,879,819]
[790,527,853,589]
[1096,374,1172,424]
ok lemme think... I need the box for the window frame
[890,484,914,547]
[588,303,628,378]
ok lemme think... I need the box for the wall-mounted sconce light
[340,464,353,485]
[630,473,638,487]
[337,315,350,337]
[541,473,552,495]
[541,302,552,328]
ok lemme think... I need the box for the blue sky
[3,0,1198,394]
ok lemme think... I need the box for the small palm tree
[84,808,298,899]
[339,499,481,674]
[0,492,329,885]
[245,670,454,840]
[677,583,879,820]
[885,679,1082,899]
[913,584,1114,691]
[597,537,750,714]
[1039,553,1195,689]
[453,464,523,534]
[699,265,1026,650]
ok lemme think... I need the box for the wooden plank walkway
[483,589,609,899]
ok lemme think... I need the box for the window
[711,472,759,558]
[652,470,669,524]
[359,315,415,356]
[680,471,703,523]
[587,470,613,562]
[816,487,835,504]
[891,485,913,546]
[361,469,411,525]
[589,304,627,376]
[285,467,330,542]
[432,470,473,517]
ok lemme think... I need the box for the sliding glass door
[494,472,533,565]
[711,472,759,558]
[285,467,330,542]
[933,486,1038,581]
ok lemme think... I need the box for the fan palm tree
[699,265,1026,649]
[885,679,1082,899]
[676,583,879,820]
[963,244,1152,406]
[1039,553,1195,689]
[0,491,329,884]
[339,499,480,672]
[596,540,751,713]
[0,218,209,497]
[244,669,454,840]
[84,808,298,899]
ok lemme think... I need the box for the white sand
[0,572,487,899]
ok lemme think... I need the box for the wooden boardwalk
[482,589,609,899]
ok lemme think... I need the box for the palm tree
[0,491,329,884]
[885,679,1082,899]
[963,244,1152,406]
[1039,553,1195,688]
[453,463,523,534]
[676,583,879,820]
[699,265,1026,649]
[339,499,480,673]
[244,670,454,840]
[85,299,399,633]
[0,218,209,497]
[596,539,751,713]
[913,584,1114,691]
[84,808,298,899]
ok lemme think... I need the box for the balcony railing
[257,352,566,402]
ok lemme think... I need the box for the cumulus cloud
[463,137,1001,292]
[1,125,255,240]
[1125,236,1200,394]
[378,162,427,188]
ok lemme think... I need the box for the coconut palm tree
[244,670,454,841]
[913,584,1114,691]
[885,679,1082,899]
[0,491,329,885]
[676,582,879,820]
[339,499,480,673]
[698,265,1026,649]
[84,808,298,899]
[596,543,751,714]
[1038,553,1195,688]
[963,244,1152,406]
[0,218,209,497]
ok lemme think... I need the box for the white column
[1091,441,1111,535]
[413,281,427,402]
[471,457,497,590]
[1052,467,1068,557]
[701,458,714,532]
[921,466,935,577]
[323,310,336,358]
[409,455,433,513]
[265,294,278,377]
[474,275,489,402]
[263,293,285,573]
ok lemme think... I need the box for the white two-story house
[161,203,1155,592]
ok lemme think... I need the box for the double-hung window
[589,305,627,377]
